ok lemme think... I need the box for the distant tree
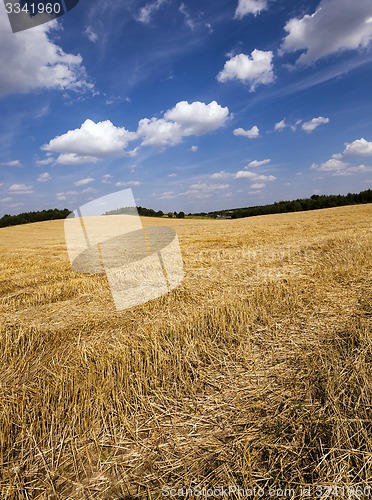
[0,208,71,228]
[167,212,174,218]
[104,206,165,218]
[176,211,185,218]
[202,189,372,220]
[291,201,302,211]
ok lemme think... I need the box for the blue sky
[1,0,372,215]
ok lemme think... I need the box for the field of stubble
[0,204,371,499]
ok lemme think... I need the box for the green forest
[205,189,372,219]
[0,208,71,228]
[104,206,165,217]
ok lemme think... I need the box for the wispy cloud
[0,160,21,167]
[179,3,196,30]
[74,177,95,187]
[9,184,33,194]
[273,117,328,133]
[136,0,168,24]
[84,26,98,43]
[302,116,329,133]
[210,169,276,182]
[115,181,141,187]
[246,159,270,168]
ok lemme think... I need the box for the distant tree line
[204,189,372,219]
[0,205,185,228]
[104,206,165,217]
[1,189,370,228]
[104,206,185,218]
[0,208,71,228]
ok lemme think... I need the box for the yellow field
[0,204,371,498]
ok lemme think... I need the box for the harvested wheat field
[0,204,371,498]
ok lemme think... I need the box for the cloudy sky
[1,0,372,214]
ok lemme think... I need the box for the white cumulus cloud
[0,3,92,97]
[217,50,275,91]
[311,158,348,172]
[311,156,372,176]
[280,0,372,65]
[42,119,137,163]
[137,118,182,148]
[211,164,275,180]
[55,154,98,165]
[138,101,230,148]
[235,171,276,181]
[302,116,329,133]
[42,102,229,158]
[344,138,372,156]
[164,101,230,135]
[37,172,51,182]
[332,165,372,176]
[235,0,268,18]
[233,126,260,139]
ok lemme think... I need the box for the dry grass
[0,204,371,498]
